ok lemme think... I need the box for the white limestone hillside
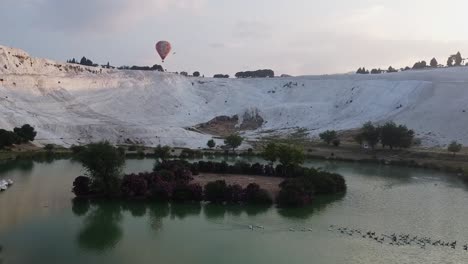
[1,44,468,148]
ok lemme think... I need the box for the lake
[1,157,468,264]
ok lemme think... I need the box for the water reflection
[148,203,170,231]
[278,193,345,219]
[75,200,123,253]
[71,198,90,217]
[122,201,147,217]
[171,203,202,220]
[203,203,272,219]
[0,159,34,174]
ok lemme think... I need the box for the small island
[72,142,346,207]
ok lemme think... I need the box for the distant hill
[1,44,468,147]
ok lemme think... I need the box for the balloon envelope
[155,41,172,62]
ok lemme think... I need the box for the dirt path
[193,173,284,197]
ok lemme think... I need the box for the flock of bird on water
[243,224,468,252]
[330,225,468,251]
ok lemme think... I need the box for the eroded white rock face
[1,44,468,148]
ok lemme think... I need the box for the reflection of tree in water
[148,203,170,231]
[203,204,226,219]
[0,159,34,174]
[72,198,90,217]
[278,192,345,219]
[122,201,147,217]
[74,200,123,253]
[203,203,272,219]
[171,203,202,220]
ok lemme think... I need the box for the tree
[413,61,427,69]
[213,74,229,78]
[387,66,398,73]
[180,71,188,77]
[447,56,454,67]
[235,69,274,78]
[207,139,216,149]
[454,52,463,66]
[193,71,200,77]
[262,143,278,164]
[276,145,304,167]
[319,130,338,145]
[224,134,243,151]
[77,142,125,196]
[448,141,462,155]
[13,124,37,142]
[359,122,380,149]
[430,58,438,67]
[380,122,414,149]
[44,144,54,152]
[154,145,171,161]
[0,129,21,149]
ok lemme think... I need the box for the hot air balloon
[155,41,172,62]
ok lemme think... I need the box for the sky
[2,0,468,76]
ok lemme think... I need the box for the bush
[172,183,203,202]
[72,176,91,196]
[207,139,216,149]
[204,180,229,203]
[213,74,229,78]
[121,174,148,197]
[276,169,346,207]
[235,69,274,78]
[243,183,272,204]
[71,145,86,154]
[226,184,244,203]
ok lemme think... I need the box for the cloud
[19,0,206,33]
[233,21,272,39]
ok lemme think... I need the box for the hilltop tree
[448,141,462,155]
[454,52,463,66]
[413,61,427,69]
[387,66,398,73]
[79,56,93,66]
[319,130,338,145]
[447,56,454,67]
[193,71,200,77]
[224,134,243,151]
[430,58,438,67]
[207,139,216,149]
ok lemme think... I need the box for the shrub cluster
[204,180,272,204]
[277,168,346,207]
[235,69,274,78]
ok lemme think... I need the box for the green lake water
[1,157,468,264]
